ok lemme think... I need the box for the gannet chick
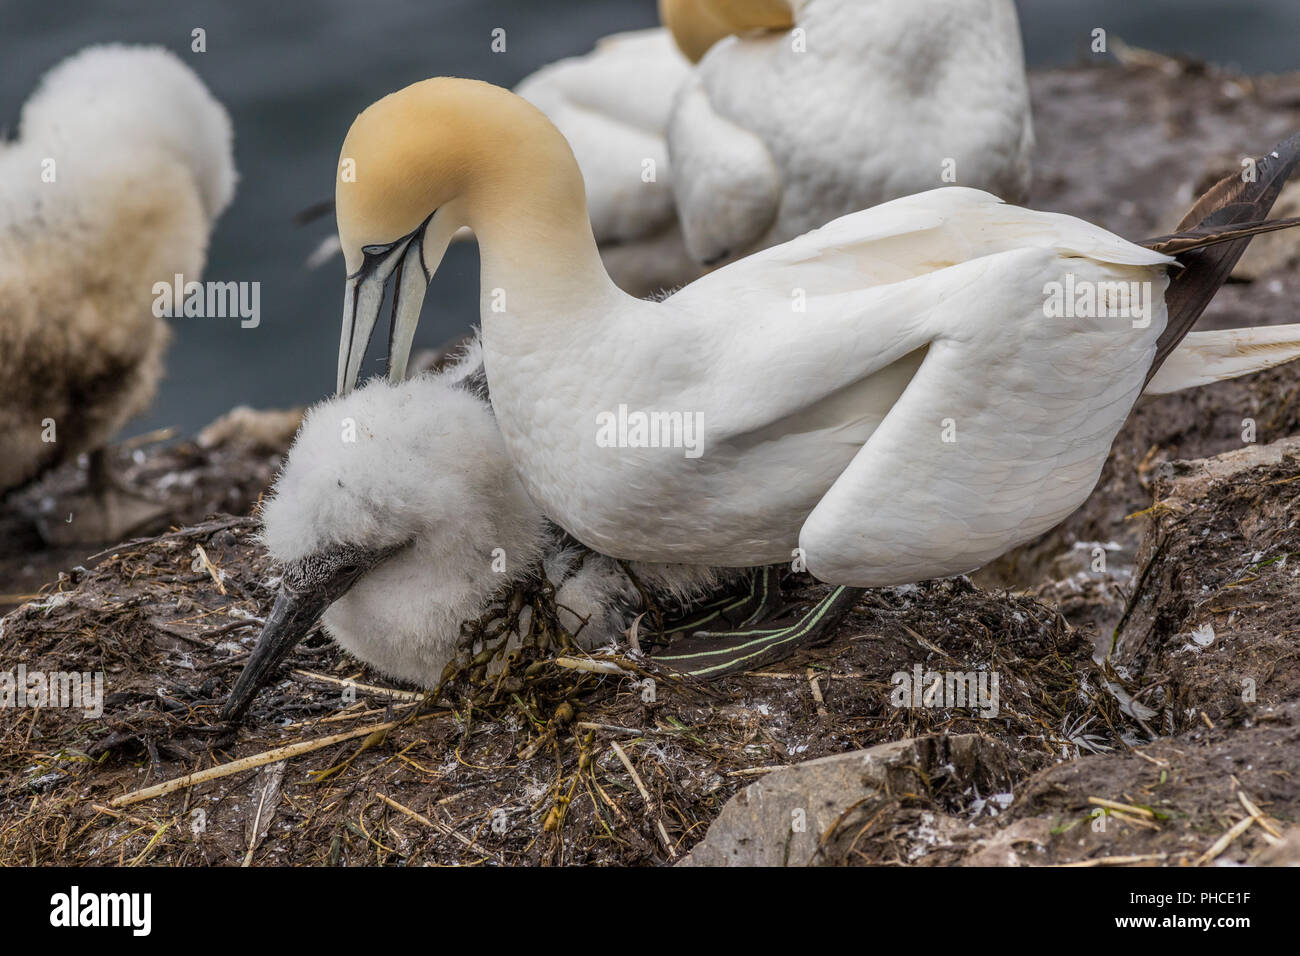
[0,45,236,531]
[221,341,736,722]
[333,76,1300,676]
[665,0,1035,266]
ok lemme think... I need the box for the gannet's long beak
[337,235,415,395]
[220,584,330,723]
[386,236,433,386]
[337,210,457,395]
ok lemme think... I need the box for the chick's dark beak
[219,584,333,723]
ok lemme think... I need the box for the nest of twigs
[0,506,1143,866]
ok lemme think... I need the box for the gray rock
[1153,434,1300,496]
[681,734,1010,867]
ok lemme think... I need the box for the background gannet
[658,0,733,63]
[318,0,1033,295]
[515,27,701,297]
[220,340,749,722]
[333,78,1300,676]
[0,45,236,538]
[665,0,1036,266]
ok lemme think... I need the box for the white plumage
[332,79,1300,607]
[0,45,236,494]
[667,0,1035,265]
[480,188,1172,585]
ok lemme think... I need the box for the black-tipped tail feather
[1139,132,1300,384]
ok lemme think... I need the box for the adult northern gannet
[219,339,759,722]
[334,78,1300,676]
[0,46,236,534]
[664,0,1036,267]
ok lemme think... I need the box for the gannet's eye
[345,239,408,281]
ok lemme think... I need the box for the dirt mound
[985,705,1300,866]
[1112,438,1300,729]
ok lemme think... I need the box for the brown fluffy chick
[0,45,236,522]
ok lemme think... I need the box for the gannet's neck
[659,0,734,62]
[703,0,795,31]
[466,143,622,318]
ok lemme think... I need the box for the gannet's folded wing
[704,187,1173,295]
[674,191,1173,440]
[784,244,1173,588]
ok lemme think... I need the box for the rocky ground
[1,53,1299,866]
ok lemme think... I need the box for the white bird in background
[0,45,236,541]
[220,339,759,722]
[332,78,1300,676]
[314,0,1032,292]
[516,26,702,296]
[665,0,1036,266]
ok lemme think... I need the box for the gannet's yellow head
[658,0,732,63]
[659,0,795,62]
[334,77,583,394]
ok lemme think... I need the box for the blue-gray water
[4,0,1300,436]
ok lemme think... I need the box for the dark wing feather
[1139,132,1300,384]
